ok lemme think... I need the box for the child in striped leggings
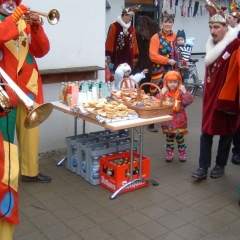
[156,71,194,162]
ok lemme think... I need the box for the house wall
[17,0,106,153]
[105,0,125,38]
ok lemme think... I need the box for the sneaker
[210,165,225,178]
[191,167,208,179]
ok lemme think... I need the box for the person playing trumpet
[0,0,51,183]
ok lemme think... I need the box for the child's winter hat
[163,71,182,87]
[176,30,186,41]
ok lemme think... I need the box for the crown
[229,0,240,19]
[205,0,227,23]
[122,5,141,15]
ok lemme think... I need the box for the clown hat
[229,0,240,19]
[205,0,227,24]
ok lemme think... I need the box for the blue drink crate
[65,134,90,172]
[75,137,100,177]
[86,145,117,186]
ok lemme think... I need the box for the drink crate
[89,130,115,137]
[75,137,101,177]
[108,137,139,152]
[100,152,150,194]
[65,134,90,172]
[86,145,117,186]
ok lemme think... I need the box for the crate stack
[65,130,140,186]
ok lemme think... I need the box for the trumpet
[23,9,60,25]
[0,67,53,129]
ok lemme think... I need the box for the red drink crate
[100,152,150,194]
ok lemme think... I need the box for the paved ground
[14,96,240,240]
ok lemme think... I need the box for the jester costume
[105,16,139,71]
[149,30,177,95]
[0,73,20,239]
[0,10,50,182]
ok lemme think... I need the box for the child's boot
[179,148,186,162]
[166,148,174,162]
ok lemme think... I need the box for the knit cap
[176,30,186,41]
[163,71,182,87]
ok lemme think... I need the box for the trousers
[0,220,14,240]
[199,133,233,168]
[16,102,39,176]
[232,126,240,154]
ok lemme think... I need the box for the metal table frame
[51,101,172,199]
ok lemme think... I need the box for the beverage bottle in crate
[125,168,130,177]
[91,156,100,179]
[72,146,78,167]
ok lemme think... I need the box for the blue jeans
[199,133,233,168]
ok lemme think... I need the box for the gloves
[11,4,28,23]
[31,23,39,33]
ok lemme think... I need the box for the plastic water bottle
[71,146,77,167]
[82,150,86,173]
[91,156,100,179]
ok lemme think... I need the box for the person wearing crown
[227,0,240,165]
[192,0,240,179]
[105,5,140,71]
[227,0,240,38]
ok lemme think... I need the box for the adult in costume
[0,78,20,240]
[105,5,140,71]
[0,0,51,183]
[226,0,240,164]
[148,11,177,132]
[192,0,240,179]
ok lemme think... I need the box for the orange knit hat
[0,0,22,5]
[163,71,182,87]
[163,71,182,113]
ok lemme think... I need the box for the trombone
[23,9,60,25]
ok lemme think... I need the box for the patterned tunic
[105,20,139,71]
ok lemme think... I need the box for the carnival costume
[105,6,140,71]
[0,3,50,180]
[149,30,177,95]
[0,77,20,239]
[192,0,240,179]
[156,71,193,161]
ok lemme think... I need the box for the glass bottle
[59,82,64,103]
